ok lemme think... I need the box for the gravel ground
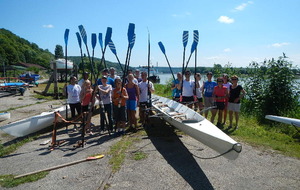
[0,89,299,190]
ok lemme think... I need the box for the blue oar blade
[108,40,117,55]
[129,34,136,49]
[78,25,87,45]
[64,29,70,45]
[76,32,82,48]
[127,23,135,44]
[91,33,97,49]
[183,31,188,48]
[158,41,166,55]
[104,27,112,47]
[191,30,199,54]
[98,33,103,50]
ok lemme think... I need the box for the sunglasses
[217,80,223,82]
[231,78,238,80]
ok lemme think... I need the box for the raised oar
[108,39,124,73]
[147,29,152,107]
[64,29,69,128]
[184,30,199,73]
[158,41,175,81]
[103,27,112,69]
[76,32,85,74]
[14,155,104,179]
[91,33,97,82]
[181,31,189,98]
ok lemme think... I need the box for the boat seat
[181,119,199,123]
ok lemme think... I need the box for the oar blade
[158,41,166,54]
[64,29,70,46]
[76,32,82,48]
[183,31,188,48]
[127,23,135,44]
[191,30,199,54]
[98,33,103,50]
[108,40,117,55]
[78,25,87,45]
[91,33,97,49]
[104,27,112,47]
[129,34,136,49]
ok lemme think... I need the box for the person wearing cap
[78,72,89,87]
[97,68,115,88]
[228,75,246,130]
[134,69,142,83]
[202,72,217,118]
[98,75,113,134]
[171,72,182,102]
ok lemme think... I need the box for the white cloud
[224,48,231,52]
[172,12,191,18]
[234,1,254,11]
[270,42,290,47]
[42,24,54,28]
[218,16,234,24]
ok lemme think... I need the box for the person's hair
[195,73,201,77]
[207,72,213,76]
[114,78,122,85]
[231,75,239,80]
[217,77,224,82]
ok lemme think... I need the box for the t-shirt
[97,78,115,88]
[229,85,243,103]
[98,84,112,104]
[112,87,127,106]
[172,79,182,98]
[81,90,92,106]
[138,80,154,102]
[67,84,81,104]
[203,81,217,97]
[195,81,203,98]
[182,80,195,97]
[213,86,227,102]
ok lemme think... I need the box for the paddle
[184,30,199,73]
[14,155,104,179]
[158,41,175,81]
[102,27,113,69]
[180,31,189,100]
[64,29,69,127]
[147,29,152,107]
[91,33,97,82]
[76,32,85,74]
[108,39,124,73]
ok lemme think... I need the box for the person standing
[112,78,129,135]
[138,71,155,125]
[222,73,232,125]
[78,72,89,87]
[211,77,229,128]
[228,75,246,130]
[178,70,197,108]
[98,75,113,134]
[194,73,204,112]
[202,72,217,118]
[63,76,82,131]
[171,72,182,102]
[80,80,94,134]
[125,74,140,131]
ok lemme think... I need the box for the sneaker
[73,125,78,132]
[235,126,239,130]
[227,125,232,130]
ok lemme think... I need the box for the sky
[1,0,299,68]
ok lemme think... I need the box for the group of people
[171,71,246,130]
[63,67,155,136]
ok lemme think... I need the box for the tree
[54,45,64,59]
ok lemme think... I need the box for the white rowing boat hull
[0,106,68,137]
[265,115,300,128]
[152,95,242,160]
[0,112,11,121]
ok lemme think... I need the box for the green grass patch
[0,172,48,188]
[0,136,37,157]
[132,151,147,161]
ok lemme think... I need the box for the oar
[14,155,104,179]
[108,39,124,73]
[147,29,152,107]
[102,27,113,69]
[64,29,69,128]
[91,33,97,82]
[181,31,189,99]
[158,41,175,81]
[184,30,199,73]
[76,32,85,74]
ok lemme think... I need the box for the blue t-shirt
[203,81,217,97]
[172,79,182,98]
[97,77,115,88]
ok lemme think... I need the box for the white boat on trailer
[265,115,300,128]
[151,94,242,160]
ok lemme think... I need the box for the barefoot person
[228,75,246,130]
[202,72,217,118]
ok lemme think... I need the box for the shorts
[126,100,137,111]
[113,105,127,122]
[214,102,225,110]
[204,97,214,107]
[228,102,241,112]
[197,97,203,103]
[182,96,194,103]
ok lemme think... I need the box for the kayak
[151,94,242,160]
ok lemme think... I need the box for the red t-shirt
[213,86,227,102]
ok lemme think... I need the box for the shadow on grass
[144,117,214,190]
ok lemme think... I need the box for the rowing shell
[265,115,300,128]
[151,94,242,160]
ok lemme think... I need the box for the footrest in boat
[181,119,199,123]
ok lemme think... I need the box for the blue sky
[1,0,299,68]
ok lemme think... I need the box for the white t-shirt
[138,80,154,102]
[67,84,81,104]
[98,84,112,104]
[195,81,203,98]
[182,80,195,97]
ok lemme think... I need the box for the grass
[0,136,38,157]
[0,172,48,188]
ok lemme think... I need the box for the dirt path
[0,90,299,190]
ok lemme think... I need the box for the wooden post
[53,61,58,99]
